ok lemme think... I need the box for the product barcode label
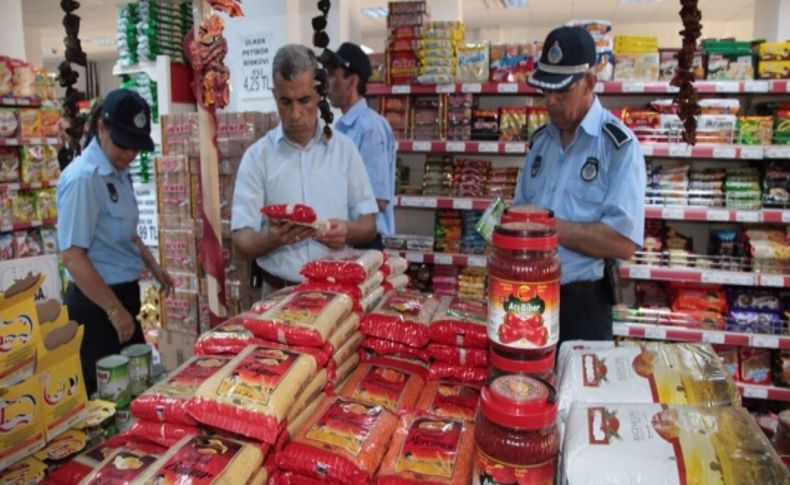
[391,85,411,94]
[644,327,667,340]
[436,84,456,94]
[461,83,482,93]
[478,142,499,153]
[702,332,726,345]
[505,142,526,154]
[712,146,736,159]
[742,385,769,400]
[751,335,780,349]
[434,254,453,265]
[735,211,759,223]
[446,142,466,152]
[497,83,518,93]
[412,141,431,152]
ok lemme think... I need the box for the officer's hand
[156,268,175,296]
[110,307,135,344]
[314,219,348,250]
[268,221,316,247]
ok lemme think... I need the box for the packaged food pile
[461,211,486,254]
[456,41,490,83]
[116,0,193,67]
[472,108,500,140]
[757,41,790,79]
[763,162,790,207]
[361,289,439,356]
[454,158,490,197]
[614,35,659,81]
[121,72,159,122]
[417,21,464,85]
[490,43,536,82]
[745,225,790,274]
[422,154,453,195]
[383,233,435,253]
[499,106,528,141]
[412,95,444,140]
[386,1,428,85]
[704,39,755,80]
[459,266,487,299]
[446,93,473,140]
[725,167,762,209]
[434,209,462,253]
[426,296,489,385]
[432,264,459,297]
[567,19,615,81]
[0,57,55,101]
[659,47,705,81]
[487,166,520,199]
[381,95,410,141]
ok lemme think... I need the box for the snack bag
[739,347,772,385]
[12,63,35,98]
[429,296,488,349]
[0,57,13,96]
[456,43,490,83]
[261,203,330,233]
[186,345,319,444]
[375,412,475,484]
[40,107,61,139]
[361,291,440,348]
[300,250,385,284]
[35,188,57,220]
[13,193,36,224]
[17,108,41,141]
[415,381,481,421]
[276,396,399,484]
[427,362,488,386]
[244,291,353,347]
[0,147,19,182]
[338,357,426,412]
[0,273,43,388]
[0,108,18,138]
[490,44,535,82]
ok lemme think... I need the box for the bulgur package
[301,250,385,284]
[127,420,199,447]
[193,313,263,355]
[428,362,488,386]
[361,291,440,348]
[244,291,353,347]
[562,403,789,485]
[133,434,264,485]
[287,369,328,427]
[338,357,426,412]
[375,412,475,484]
[327,312,361,350]
[331,353,361,390]
[249,286,297,313]
[415,381,481,421]
[361,337,429,363]
[261,203,330,233]
[384,274,410,292]
[382,255,408,276]
[331,332,363,369]
[428,296,488,349]
[285,397,322,441]
[456,43,490,83]
[187,345,318,444]
[427,343,487,368]
[359,286,386,314]
[276,396,399,485]
[557,343,741,419]
[77,447,163,485]
[297,271,384,300]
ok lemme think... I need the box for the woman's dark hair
[82,98,103,149]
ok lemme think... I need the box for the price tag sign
[434,254,454,265]
[461,83,482,93]
[715,81,740,93]
[712,146,736,159]
[505,142,526,154]
[661,208,685,220]
[4,138,18,146]
[644,327,667,340]
[436,84,456,94]
[497,83,518,93]
[751,335,780,349]
[612,324,629,337]
[468,256,487,267]
[29,182,42,190]
[735,211,760,223]
[392,85,411,94]
[641,144,654,156]
[745,80,769,93]
[28,138,41,145]
[783,211,790,223]
[446,142,466,152]
[400,196,437,208]
[135,181,159,247]
[405,252,423,263]
[453,199,474,210]
[238,31,275,100]
[740,146,763,159]
[766,145,790,159]
[628,266,651,279]
[0,224,11,232]
[702,271,754,286]
[669,144,692,157]
[760,274,785,287]
[412,141,431,152]
[742,385,769,400]
[622,82,645,93]
[478,142,499,153]
[706,209,730,222]
[702,332,726,345]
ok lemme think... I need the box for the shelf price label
[668,144,692,157]
[461,83,482,93]
[740,146,763,159]
[701,332,726,345]
[412,141,431,152]
[612,324,629,337]
[783,212,790,224]
[644,327,667,340]
[640,144,654,156]
[505,142,526,154]
[706,209,730,221]
[715,81,740,93]
[239,31,274,101]
[745,80,769,93]
[702,271,754,286]
[735,211,760,223]
[391,85,411,94]
[751,335,780,349]
[497,83,518,93]
[593,83,605,93]
[446,142,466,152]
[436,84,456,94]
[741,385,769,400]
[760,274,785,287]
[712,146,736,159]
[400,196,437,208]
[434,254,453,265]
[404,252,423,263]
[766,146,790,159]
[627,266,651,279]
[661,208,685,220]
[467,256,487,267]
[622,82,645,93]
[478,142,499,153]
[453,199,474,210]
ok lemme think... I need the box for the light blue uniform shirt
[335,98,397,236]
[56,139,143,285]
[231,123,379,282]
[513,97,646,284]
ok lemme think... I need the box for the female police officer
[56,89,173,395]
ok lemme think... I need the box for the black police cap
[528,26,597,92]
[101,88,155,152]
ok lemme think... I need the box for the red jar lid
[489,348,556,374]
[480,374,557,430]
[501,205,556,228]
[492,222,558,251]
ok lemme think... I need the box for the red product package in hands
[300,250,385,285]
[261,203,330,233]
[427,343,488,367]
[428,362,488,386]
[428,296,489,349]
[361,290,440,348]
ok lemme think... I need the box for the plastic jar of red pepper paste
[473,374,559,485]
[489,348,557,387]
[488,222,561,360]
[501,205,556,228]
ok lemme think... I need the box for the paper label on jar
[472,449,555,485]
[488,276,559,349]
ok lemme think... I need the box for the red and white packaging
[126,420,199,447]
[428,296,488,349]
[427,343,488,367]
[415,381,481,422]
[361,291,440,348]
[428,362,488,386]
[300,250,385,284]
[381,254,408,276]
[297,271,383,300]
[250,286,298,313]
[338,357,427,412]
[261,203,330,233]
[361,337,430,363]
[383,274,410,292]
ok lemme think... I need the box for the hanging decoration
[672,0,703,145]
[57,0,88,169]
[313,0,333,140]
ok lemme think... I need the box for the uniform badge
[107,183,119,203]
[531,156,542,177]
[133,112,146,129]
[580,157,599,182]
[547,41,563,64]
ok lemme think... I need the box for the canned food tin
[121,343,152,396]
[96,354,130,408]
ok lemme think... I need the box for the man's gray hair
[272,44,318,81]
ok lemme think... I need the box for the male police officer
[513,26,646,344]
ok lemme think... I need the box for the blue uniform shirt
[335,98,397,236]
[231,123,379,282]
[513,97,646,284]
[56,139,143,285]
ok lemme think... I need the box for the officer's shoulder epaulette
[529,123,549,149]
[602,120,633,150]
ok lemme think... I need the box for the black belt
[68,280,139,294]
[260,270,298,290]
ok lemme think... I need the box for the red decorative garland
[671,0,703,145]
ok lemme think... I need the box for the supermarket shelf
[386,250,487,268]
[369,80,790,96]
[0,97,45,107]
[613,321,788,348]
[395,195,498,211]
[0,180,58,191]
[620,264,790,287]
[737,383,790,402]
[397,140,527,154]
[645,206,790,223]
[0,137,60,147]
[0,218,57,233]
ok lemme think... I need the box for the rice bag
[332,332,363,369]
[192,313,264,355]
[562,403,789,485]
[428,362,488,386]
[271,471,326,485]
[187,345,318,444]
[338,357,426,412]
[132,434,264,485]
[250,286,298,313]
[276,396,399,485]
[382,255,408,276]
[375,412,475,484]
[244,291,353,347]
[415,381,481,422]
[126,420,199,447]
[384,274,410,292]
[130,355,231,426]
[286,369,329,427]
[427,343,488,367]
[359,286,386,314]
[261,203,330,233]
[361,291,440,348]
[428,296,488,349]
[557,343,741,420]
[77,447,163,484]
[300,250,385,284]
[361,337,430,363]
[297,271,384,300]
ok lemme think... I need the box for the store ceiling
[25,0,754,62]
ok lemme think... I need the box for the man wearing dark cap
[512,27,646,346]
[327,42,397,249]
[57,88,173,395]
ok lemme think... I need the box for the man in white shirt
[231,44,378,291]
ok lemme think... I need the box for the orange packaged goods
[339,357,427,412]
[473,375,559,485]
[130,355,231,426]
[361,291,440,348]
[297,271,384,300]
[244,291,353,347]
[376,412,475,484]
[301,250,385,285]
[488,222,561,361]
[428,362,488,386]
[427,343,488,367]
[133,434,265,484]
[127,420,199,447]
[250,286,298,313]
[416,381,481,422]
[186,345,318,444]
[429,296,489,349]
[276,396,399,484]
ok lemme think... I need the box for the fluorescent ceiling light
[500,0,528,7]
[362,7,388,18]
